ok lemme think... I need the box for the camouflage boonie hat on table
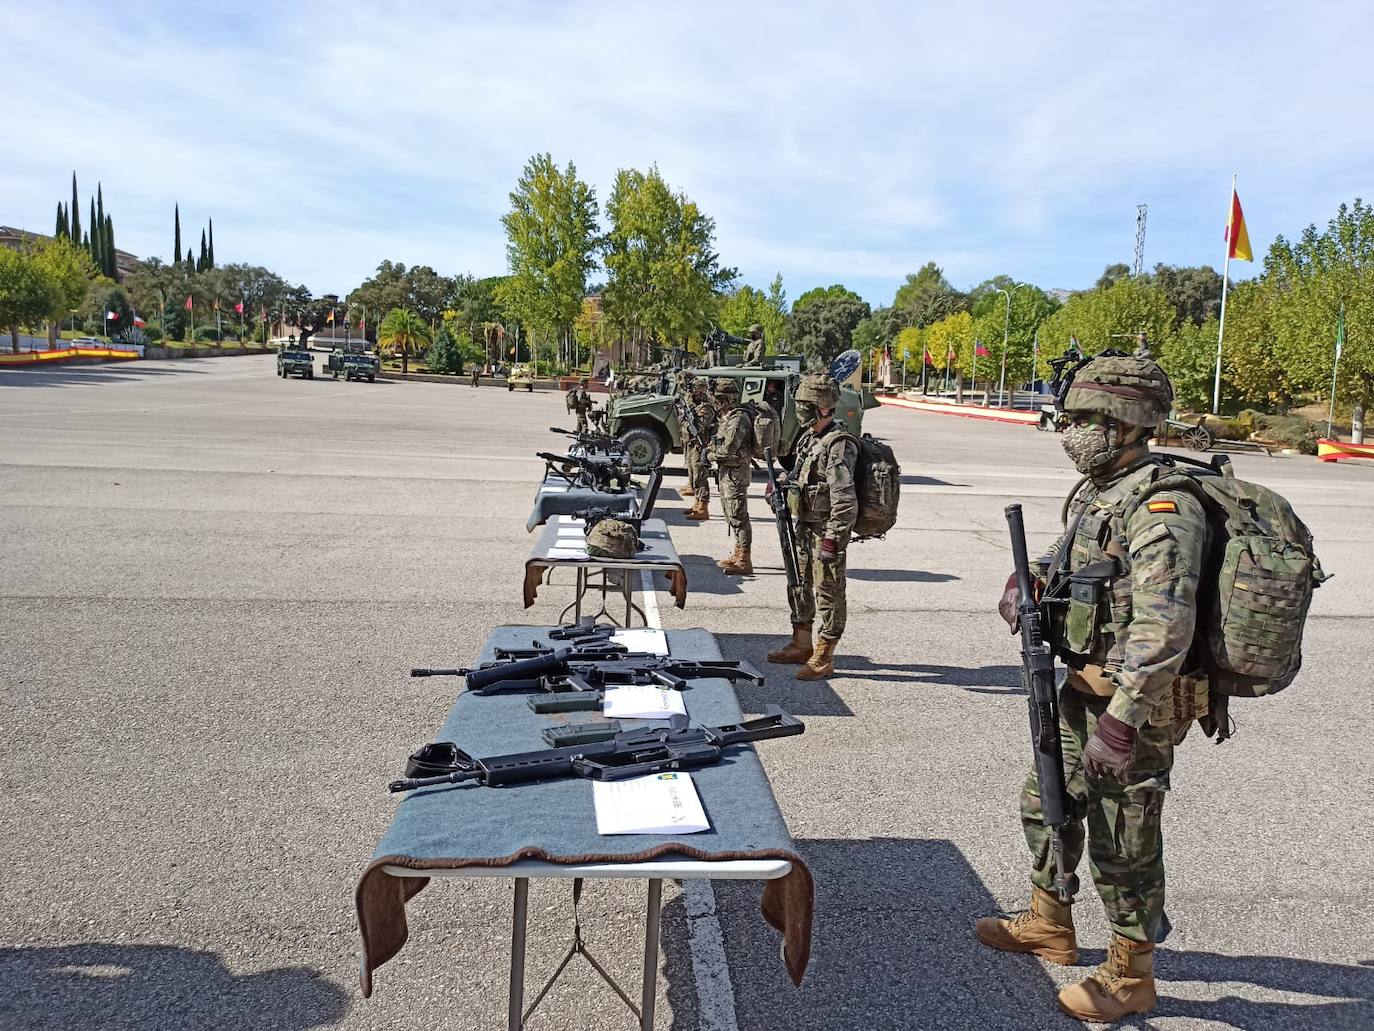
[795,372,840,407]
[1062,354,1174,427]
[585,519,640,559]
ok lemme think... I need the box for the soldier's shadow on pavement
[1089,947,1374,1030]
[673,554,749,597]
[715,633,854,716]
[901,474,969,487]
[0,943,348,1030]
[838,655,1024,694]
[661,837,1074,1031]
[847,568,960,583]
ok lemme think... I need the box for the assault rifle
[389,707,804,791]
[550,425,626,458]
[764,449,809,619]
[1006,503,1072,901]
[410,651,763,700]
[537,451,632,492]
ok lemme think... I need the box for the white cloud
[4,0,1373,303]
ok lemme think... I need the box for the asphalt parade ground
[3,355,1372,1031]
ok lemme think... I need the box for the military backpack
[1120,455,1327,698]
[741,401,780,462]
[849,434,902,541]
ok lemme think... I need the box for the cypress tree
[88,198,97,263]
[186,247,196,272]
[174,204,181,264]
[56,203,68,240]
[71,173,81,244]
[96,184,105,254]
[198,229,208,272]
[208,218,215,269]
[105,215,116,278]
[82,230,90,251]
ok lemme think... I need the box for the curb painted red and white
[876,394,1040,426]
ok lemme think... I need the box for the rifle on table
[765,449,809,619]
[550,426,626,458]
[538,451,632,491]
[1005,503,1072,902]
[389,707,804,792]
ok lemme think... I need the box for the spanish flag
[1226,188,1252,262]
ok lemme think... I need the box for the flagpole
[1212,172,1236,415]
[1327,305,1345,439]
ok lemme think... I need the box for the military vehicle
[508,362,535,392]
[605,355,877,471]
[276,343,314,379]
[325,348,380,382]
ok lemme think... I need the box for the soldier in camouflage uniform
[683,379,717,520]
[742,324,766,366]
[709,378,754,574]
[676,371,698,498]
[765,373,857,679]
[566,377,593,433]
[978,354,1208,1023]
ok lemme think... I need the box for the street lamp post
[994,284,1032,408]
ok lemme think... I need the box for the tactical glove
[820,537,839,562]
[1083,712,1137,780]
[998,572,1020,632]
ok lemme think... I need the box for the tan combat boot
[1057,934,1156,1021]
[684,500,710,521]
[974,886,1079,965]
[681,485,695,497]
[766,624,814,664]
[716,544,741,570]
[795,636,838,680]
[720,546,753,575]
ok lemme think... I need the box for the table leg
[509,878,529,1031]
[640,878,663,1031]
[574,568,585,622]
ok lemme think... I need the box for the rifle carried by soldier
[764,448,810,619]
[1005,503,1072,901]
[389,707,804,792]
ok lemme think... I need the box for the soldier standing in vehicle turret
[742,324,766,366]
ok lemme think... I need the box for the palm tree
[378,307,430,377]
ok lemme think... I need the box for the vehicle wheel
[368,374,375,382]
[618,426,665,472]
[507,383,514,392]
[527,383,534,392]
[1183,425,1214,451]
[307,369,314,379]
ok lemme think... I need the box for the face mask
[796,401,821,427]
[1061,420,1123,475]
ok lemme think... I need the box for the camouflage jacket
[566,387,592,412]
[710,405,752,468]
[743,339,765,366]
[680,396,717,446]
[790,422,858,537]
[1046,456,1210,729]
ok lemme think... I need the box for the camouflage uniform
[1022,456,1208,943]
[710,380,753,573]
[684,385,717,511]
[742,324,766,367]
[566,381,593,433]
[789,423,858,639]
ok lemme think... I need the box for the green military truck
[605,358,877,471]
[326,349,380,382]
[277,344,315,379]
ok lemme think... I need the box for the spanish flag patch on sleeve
[1147,499,1178,514]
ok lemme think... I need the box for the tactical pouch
[1062,560,1118,654]
[1148,672,1210,727]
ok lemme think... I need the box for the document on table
[594,772,710,835]
[547,546,587,558]
[611,628,668,656]
[602,685,686,719]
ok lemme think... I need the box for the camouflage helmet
[585,518,640,559]
[1062,354,1174,427]
[579,376,589,386]
[748,323,764,338]
[712,377,740,399]
[795,372,840,408]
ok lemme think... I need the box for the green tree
[378,306,431,358]
[786,292,871,366]
[1160,315,1221,411]
[426,323,462,373]
[71,173,81,245]
[718,285,771,338]
[88,198,97,266]
[208,218,215,269]
[174,203,181,265]
[603,165,735,359]
[893,262,968,327]
[32,237,96,345]
[1149,264,1222,328]
[198,229,208,273]
[86,285,134,337]
[55,203,68,240]
[794,283,865,311]
[1036,276,1175,380]
[104,215,116,279]
[499,153,600,365]
[0,249,56,352]
[1095,263,1131,290]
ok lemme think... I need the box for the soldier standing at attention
[742,324,766,366]
[677,371,698,498]
[566,376,593,433]
[978,354,1206,1022]
[470,364,481,387]
[765,373,857,679]
[709,379,753,574]
[683,379,717,521]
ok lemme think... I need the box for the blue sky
[6,1,1373,306]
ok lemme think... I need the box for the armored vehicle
[508,362,535,392]
[277,344,314,379]
[326,348,380,382]
[605,356,877,471]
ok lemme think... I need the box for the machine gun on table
[549,425,626,459]
[764,449,809,619]
[537,451,632,492]
[389,707,804,792]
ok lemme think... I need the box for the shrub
[142,325,163,342]
[193,327,221,343]
[426,326,462,374]
[1254,414,1319,454]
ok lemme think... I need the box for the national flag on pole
[213,299,220,311]
[106,311,120,321]
[184,296,194,310]
[923,349,932,364]
[326,309,335,323]
[975,341,990,357]
[234,301,244,315]
[1225,188,1253,262]
[133,315,146,328]
[1336,306,1345,362]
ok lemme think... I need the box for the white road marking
[639,568,739,1031]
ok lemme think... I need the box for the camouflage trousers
[1021,685,1175,944]
[792,525,848,638]
[719,463,751,547]
[575,411,589,433]
[686,441,711,502]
